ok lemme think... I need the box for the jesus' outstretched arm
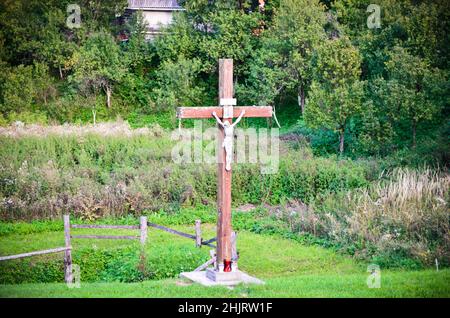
[212,112,225,128]
[231,110,246,128]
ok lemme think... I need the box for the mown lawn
[1,269,449,298]
[0,222,449,297]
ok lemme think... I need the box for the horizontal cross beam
[176,106,273,119]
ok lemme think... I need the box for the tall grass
[0,132,371,220]
[270,168,449,267]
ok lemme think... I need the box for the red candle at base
[224,259,232,272]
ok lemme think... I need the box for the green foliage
[232,168,449,269]
[0,242,207,284]
[0,220,63,236]
[198,10,260,76]
[98,247,146,283]
[0,62,56,118]
[69,31,126,109]
[0,0,447,164]
[0,134,371,220]
[305,37,364,153]
[0,114,7,126]
[241,0,326,111]
[7,111,48,125]
[0,65,35,114]
[146,245,207,280]
[384,47,446,147]
[403,0,450,69]
[153,57,205,112]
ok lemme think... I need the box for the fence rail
[71,224,139,229]
[63,215,148,284]
[0,246,71,262]
[1,216,237,284]
[71,235,139,240]
[147,222,216,248]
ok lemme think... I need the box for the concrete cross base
[180,269,264,287]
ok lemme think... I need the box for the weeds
[255,168,450,267]
[0,132,371,220]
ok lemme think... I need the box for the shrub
[0,243,207,284]
[8,111,48,125]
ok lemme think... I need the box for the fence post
[140,216,148,246]
[231,231,238,271]
[195,220,202,248]
[63,214,73,284]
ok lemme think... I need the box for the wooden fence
[147,220,217,248]
[0,216,238,283]
[64,215,148,283]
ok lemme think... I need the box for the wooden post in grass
[195,220,202,248]
[140,216,148,246]
[63,214,73,284]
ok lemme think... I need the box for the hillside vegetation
[0,0,448,161]
[0,0,449,297]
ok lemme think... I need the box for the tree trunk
[58,65,63,80]
[298,86,305,114]
[339,130,345,154]
[105,85,111,108]
[412,120,417,149]
[92,109,97,126]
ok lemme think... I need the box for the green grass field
[1,269,449,298]
[0,223,449,298]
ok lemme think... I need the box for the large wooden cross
[177,59,272,274]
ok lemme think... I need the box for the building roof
[128,0,183,10]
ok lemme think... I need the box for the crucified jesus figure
[212,110,246,171]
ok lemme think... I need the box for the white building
[127,0,184,39]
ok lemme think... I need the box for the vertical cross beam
[216,59,233,271]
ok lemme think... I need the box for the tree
[0,62,55,115]
[122,11,153,76]
[404,0,450,70]
[39,9,76,80]
[0,65,35,114]
[70,31,126,109]
[154,5,261,105]
[244,0,327,113]
[384,46,445,148]
[305,37,364,154]
[154,13,199,63]
[198,9,260,78]
[152,57,205,112]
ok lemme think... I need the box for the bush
[0,243,207,284]
[0,114,7,127]
[7,111,48,125]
